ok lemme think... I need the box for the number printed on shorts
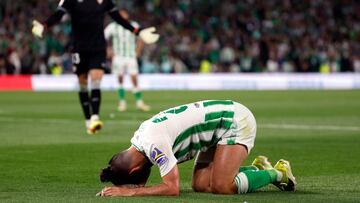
[72,53,80,64]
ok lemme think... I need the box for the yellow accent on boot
[88,120,103,134]
[252,155,273,170]
[274,159,297,191]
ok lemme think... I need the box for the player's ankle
[91,114,100,121]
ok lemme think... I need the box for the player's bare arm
[98,165,180,196]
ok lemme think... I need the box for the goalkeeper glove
[32,20,45,38]
[138,27,160,44]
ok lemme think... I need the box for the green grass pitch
[0,90,360,202]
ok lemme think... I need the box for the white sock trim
[79,84,88,92]
[91,114,99,121]
[85,120,90,128]
[132,87,139,93]
[275,169,283,182]
[235,172,249,194]
[90,79,101,90]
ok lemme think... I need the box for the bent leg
[210,144,248,194]
[192,162,213,193]
[192,146,216,193]
[235,169,278,194]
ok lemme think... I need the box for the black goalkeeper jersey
[53,0,133,52]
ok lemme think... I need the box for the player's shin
[234,169,279,194]
[132,87,142,101]
[117,85,125,100]
[90,79,101,115]
[78,85,91,121]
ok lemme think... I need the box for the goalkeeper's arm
[44,10,66,27]
[32,10,65,38]
[108,10,159,44]
[108,10,139,34]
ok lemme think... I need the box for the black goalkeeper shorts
[71,50,106,75]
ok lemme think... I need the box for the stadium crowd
[0,0,359,74]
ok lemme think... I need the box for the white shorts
[112,56,139,75]
[195,102,257,164]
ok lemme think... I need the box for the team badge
[97,0,103,4]
[151,147,168,166]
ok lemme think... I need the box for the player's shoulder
[106,22,117,29]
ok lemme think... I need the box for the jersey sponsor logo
[151,147,168,166]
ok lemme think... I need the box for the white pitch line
[0,117,359,132]
[259,123,360,131]
[0,117,140,125]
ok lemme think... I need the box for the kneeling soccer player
[97,100,297,196]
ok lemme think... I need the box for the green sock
[133,91,142,101]
[234,169,278,193]
[239,165,258,172]
[117,88,125,100]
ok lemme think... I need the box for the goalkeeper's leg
[77,74,92,132]
[88,69,104,134]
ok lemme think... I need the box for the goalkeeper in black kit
[32,0,159,134]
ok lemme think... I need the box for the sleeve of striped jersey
[104,23,113,40]
[149,144,177,177]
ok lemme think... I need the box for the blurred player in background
[97,100,296,196]
[31,0,159,134]
[105,9,150,112]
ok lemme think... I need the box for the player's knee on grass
[192,163,212,193]
[192,176,209,192]
[192,180,205,192]
[210,178,236,194]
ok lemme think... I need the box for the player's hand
[96,186,135,197]
[139,27,160,44]
[32,20,45,38]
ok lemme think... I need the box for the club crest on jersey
[97,0,103,4]
[151,147,168,166]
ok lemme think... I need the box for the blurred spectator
[0,0,359,74]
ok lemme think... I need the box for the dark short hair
[99,152,151,185]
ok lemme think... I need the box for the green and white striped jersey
[131,100,236,177]
[104,21,139,58]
